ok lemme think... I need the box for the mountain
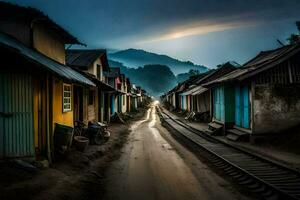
[109,48,208,75]
[108,60,177,97]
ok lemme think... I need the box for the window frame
[63,83,72,112]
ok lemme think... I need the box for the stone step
[226,128,250,141]
[204,128,214,135]
[208,122,223,135]
[208,122,223,130]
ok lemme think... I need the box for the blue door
[220,86,225,122]
[234,85,250,129]
[213,86,224,121]
[111,95,115,114]
[242,86,250,128]
[235,86,242,126]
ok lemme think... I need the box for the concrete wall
[253,84,300,134]
[33,23,66,64]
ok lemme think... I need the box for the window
[97,64,102,80]
[63,84,72,112]
[88,90,95,105]
[123,94,125,105]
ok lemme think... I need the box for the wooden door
[73,86,83,122]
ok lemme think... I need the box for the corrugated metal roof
[180,85,208,96]
[179,62,237,94]
[66,49,109,70]
[191,86,208,95]
[203,44,300,87]
[180,86,198,96]
[0,32,95,87]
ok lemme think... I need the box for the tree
[188,69,199,76]
[287,21,300,45]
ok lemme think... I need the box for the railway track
[157,106,300,200]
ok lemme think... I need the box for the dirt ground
[103,105,252,200]
[0,107,148,200]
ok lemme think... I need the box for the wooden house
[121,74,128,113]
[204,45,300,141]
[126,78,132,112]
[66,49,117,123]
[0,2,95,160]
[131,84,139,110]
[178,74,210,111]
[104,67,124,116]
[165,85,181,110]
[180,62,237,122]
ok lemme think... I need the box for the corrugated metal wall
[0,73,34,158]
[0,73,3,158]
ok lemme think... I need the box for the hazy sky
[8,0,300,68]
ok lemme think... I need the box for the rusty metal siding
[0,73,34,158]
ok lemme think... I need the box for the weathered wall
[122,94,127,113]
[172,94,176,108]
[196,91,210,113]
[84,88,98,123]
[52,79,73,132]
[253,84,300,134]
[33,23,65,64]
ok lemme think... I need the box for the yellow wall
[52,79,73,133]
[33,23,66,64]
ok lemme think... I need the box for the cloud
[138,19,259,44]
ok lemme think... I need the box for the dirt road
[104,104,250,200]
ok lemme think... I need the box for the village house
[131,84,139,110]
[179,62,238,122]
[0,2,95,160]
[203,44,300,141]
[178,72,211,112]
[104,67,123,116]
[104,67,129,114]
[165,84,181,110]
[125,78,132,112]
[119,74,128,113]
[66,49,118,123]
[172,74,206,111]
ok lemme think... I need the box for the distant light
[154,100,160,105]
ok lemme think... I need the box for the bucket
[53,123,74,153]
[73,136,89,152]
